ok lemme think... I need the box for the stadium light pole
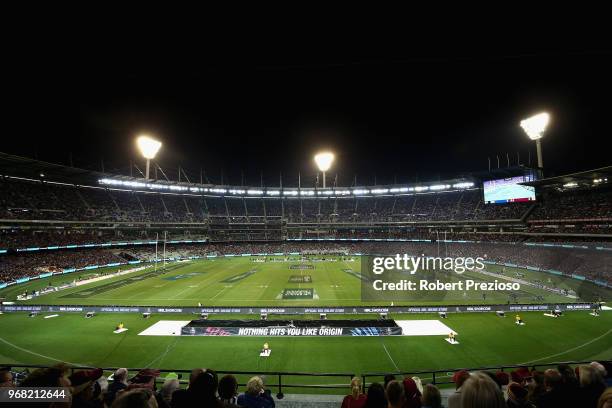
[314,152,335,188]
[520,112,549,169]
[136,135,162,180]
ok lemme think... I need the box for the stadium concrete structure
[0,152,610,398]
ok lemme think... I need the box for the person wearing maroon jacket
[341,377,367,408]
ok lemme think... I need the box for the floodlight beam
[314,152,335,188]
[137,136,162,179]
[520,112,549,169]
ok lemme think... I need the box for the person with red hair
[402,377,422,408]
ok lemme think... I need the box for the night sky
[4,48,611,187]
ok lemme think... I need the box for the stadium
[0,150,610,405]
[1,52,612,407]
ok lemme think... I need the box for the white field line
[520,328,612,365]
[381,341,400,372]
[0,336,90,367]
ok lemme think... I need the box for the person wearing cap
[106,368,129,406]
[448,370,470,408]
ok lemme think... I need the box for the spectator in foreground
[112,388,158,408]
[170,368,203,407]
[526,371,546,405]
[421,384,442,408]
[591,361,612,387]
[578,365,606,408]
[460,372,505,408]
[341,377,366,408]
[237,376,275,408]
[402,377,422,408]
[598,388,612,408]
[106,368,129,406]
[219,374,239,406]
[506,382,535,408]
[69,368,104,408]
[384,374,397,390]
[0,370,14,387]
[158,377,180,408]
[447,370,470,408]
[386,380,405,408]
[363,382,386,408]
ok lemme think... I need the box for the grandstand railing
[361,359,609,391]
[2,364,355,399]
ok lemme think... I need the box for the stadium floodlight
[520,112,549,169]
[136,135,162,179]
[314,152,335,188]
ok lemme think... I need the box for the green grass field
[1,256,608,306]
[0,256,610,393]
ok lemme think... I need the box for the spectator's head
[386,380,404,408]
[453,370,470,390]
[421,384,442,408]
[190,369,218,402]
[246,375,265,396]
[383,374,396,389]
[598,388,612,408]
[20,363,70,388]
[591,361,607,378]
[510,367,531,385]
[495,371,509,386]
[189,368,204,387]
[218,374,238,401]
[349,377,362,399]
[557,363,577,383]
[70,368,103,400]
[111,388,158,408]
[114,368,128,384]
[579,365,603,388]
[160,378,180,404]
[543,369,562,390]
[507,382,528,402]
[402,377,421,398]
[460,372,505,408]
[0,370,14,387]
[364,382,386,408]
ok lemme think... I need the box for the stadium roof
[0,152,105,184]
[1,151,610,194]
[522,166,612,190]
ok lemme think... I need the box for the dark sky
[5,48,612,187]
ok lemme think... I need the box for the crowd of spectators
[531,189,612,221]
[1,240,610,285]
[9,177,611,225]
[0,249,125,284]
[1,361,610,408]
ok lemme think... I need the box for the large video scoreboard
[483,175,536,204]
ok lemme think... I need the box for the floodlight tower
[520,112,550,169]
[314,152,335,188]
[136,135,162,180]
